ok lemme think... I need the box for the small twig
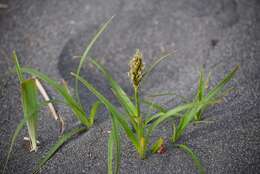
[34,77,65,133]
[34,77,59,120]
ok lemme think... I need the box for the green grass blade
[12,51,24,82]
[33,126,88,174]
[145,112,164,125]
[71,73,138,148]
[21,78,39,152]
[148,103,194,137]
[110,114,121,174]
[89,101,102,125]
[14,53,41,149]
[91,59,137,117]
[171,122,176,142]
[142,52,173,84]
[174,104,202,142]
[216,87,236,101]
[195,69,205,121]
[1,118,26,174]
[108,128,114,174]
[206,65,239,102]
[177,144,205,174]
[75,16,114,105]
[2,99,54,174]
[205,72,211,90]
[13,51,39,150]
[141,99,167,113]
[197,69,205,101]
[174,66,239,142]
[21,68,91,127]
[22,68,63,89]
[151,137,164,154]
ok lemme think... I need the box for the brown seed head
[128,49,144,88]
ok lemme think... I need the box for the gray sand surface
[0,0,259,173]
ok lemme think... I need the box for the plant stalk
[134,86,146,159]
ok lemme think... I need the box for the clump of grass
[165,66,238,174]
[3,16,114,173]
[3,16,238,174]
[21,67,101,128]
[72,51,193,172]
[171,65,239,143]
[193,68,236,122]
[23,17,114,172]
[72,48,238,174]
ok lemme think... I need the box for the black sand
[0,0,260,173]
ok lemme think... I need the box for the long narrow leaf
[141,52,173,84]
[110,113,121,174]
[21,68,91,127]
[12,51,24,82]
[1,118,26,174]
[33,126,88,174]
[21,79,39,151]
[148,103,194,137]
[145,112,164,125]
[89,101,102,125]
[197,69,205,101]
[108,128,114,174]
[174,103,202,142]
[206,65,239,102]
[142,99,167,113]
[195,69,205,121]
[75,16,114,105]
[2,99,55,174]
[91,59,136,117]
[177,144,205,174]
[71,73,138,148]
[14,52,40,151]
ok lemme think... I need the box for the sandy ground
[0,0,260,173]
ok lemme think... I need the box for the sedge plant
[72,49,238,174]
[2,52,45,173]
[2,16,238,174]
[21,16,114,129]
[164,65,238,174]
[3,16,114,173]
[30,16,114,173]
[71,50,201,173]
[23,16,114,173]
[171,65,239,143]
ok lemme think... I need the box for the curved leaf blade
[75,16,114,105]
[71,73,138,147]
[91,59,136,117]
[33,126,88,174]
[177,144,205,174]
[21,68,90,127]
[1,118,26,174]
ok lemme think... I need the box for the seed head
[128,49,144,88]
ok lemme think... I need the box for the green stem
[195,109,202,121]
[134,87,140,118]
[134,86,146,159]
